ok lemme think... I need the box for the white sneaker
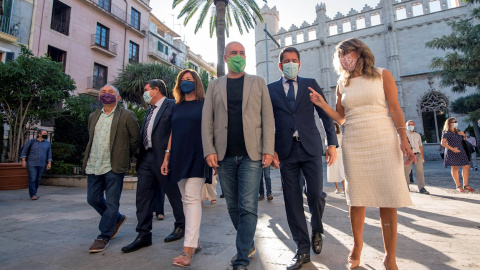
[335,189,340,194]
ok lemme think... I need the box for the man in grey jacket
[202,41,275,270]
[83,85,140,253]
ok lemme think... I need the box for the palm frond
[195,0,214,33]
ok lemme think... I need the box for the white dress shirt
[146,97,166,149]
[406,131,423,154]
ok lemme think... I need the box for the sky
[150,0,381,75]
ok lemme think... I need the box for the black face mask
[41,135,48,139]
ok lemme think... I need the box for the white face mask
[407,126,415,131]
[453,123,458,128]
[282,62,300,79]
[143,90,157,104]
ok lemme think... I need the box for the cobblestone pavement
[0,160,478,270]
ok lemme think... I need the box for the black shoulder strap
[26,139,36,157]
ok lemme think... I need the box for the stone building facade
[255,0,478,159]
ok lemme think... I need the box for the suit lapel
[242,74,252,112]
[294,77,305,112]
[152,99,168,132]
[219,76,228,112]
[110,107,121,151]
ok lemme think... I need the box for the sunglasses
[451,121,457,123]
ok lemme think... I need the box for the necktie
[143,105,157,149]
[287,80,295,110]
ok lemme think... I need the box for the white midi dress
[327,134,346,183]
[339,69,412,207]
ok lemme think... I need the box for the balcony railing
[87,75,107,90]
[88,0,147,35]
[91,34,117,55]
[0,15,20,37]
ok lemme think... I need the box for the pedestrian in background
[153,186,165,220]
[202,173,218,205]
[327,122,346,194]
[441,118,474,192]
[161,69,211,267]
[465,131,477,171]
[404,120,429,195]
[20,129,52,200]
[83,85,140,253]
[309,38,414,270]
[258,166,273,201]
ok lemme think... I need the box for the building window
[95,23,110,49]
[50,0,71,36]
[129,41,139,63]
[130,8,140,30]
[421,91,449,143]
[47,45,67,71]
[189,62,198,71]
[296,32,304,43]
[98,0,111,12]
[93,63,108,90]
[329,24,338,36]
[158,41,163,52]
[165,45,169,55]
[5,52,15,63]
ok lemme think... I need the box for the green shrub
[51,142,76,163]
[47,161,76,175]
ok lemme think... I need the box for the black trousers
[280,140,325,255]
[135,151,185,239]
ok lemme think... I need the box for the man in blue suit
[268,47,338,270]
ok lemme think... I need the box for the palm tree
[172,0,267,77]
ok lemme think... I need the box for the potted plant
[0,46,75,190]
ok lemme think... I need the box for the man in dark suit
[84,85,140,253]
[122,79,185,253]
[268,47,338,270]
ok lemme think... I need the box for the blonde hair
[173,69,205,104]
[333,38,381,87]
[442,117,458,134]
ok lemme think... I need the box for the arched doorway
[420,91,448,143]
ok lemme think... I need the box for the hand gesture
[401,141,416,166]
[161,159,169,175]
[309,87,326,107]
[271,152,280,169]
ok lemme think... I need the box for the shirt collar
[101,104,118,116]
[282,76,297,84]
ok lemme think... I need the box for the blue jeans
[27,165,45,197]
[259,166,272,195]
[87,170,125,240]
[218,155,262,267]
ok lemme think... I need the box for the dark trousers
[154,185,165,215]
[280,140,325,255]
[27,165,45,197]
[259,166,272,196]
[87,170,125,240]
[136,151,185,239]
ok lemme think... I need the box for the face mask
[41,135,48,139]
[407,126,415,131]
[339,53,358,72]
[99,93,117,104]
[180,81,195,94]
[453,123,458,128]
[143,90,157,104]
[226,55,246,73]
[466,133,470,137]
[282,62,300,79]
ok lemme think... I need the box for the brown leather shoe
[31,196,38,200]
[111,215,127,240]
[89,239,109,253]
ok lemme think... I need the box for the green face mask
[226,54,246,73]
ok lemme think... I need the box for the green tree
[0,46,75,162]
[112,63,179,108]
[426,0,480,140]
[173,0,267,77]
[450,94,480,138]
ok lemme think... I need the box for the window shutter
[6,52,15,62]
[165,46,168,55]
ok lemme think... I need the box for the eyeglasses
[451,121,457,123]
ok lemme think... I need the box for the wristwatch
[165,149,170,153]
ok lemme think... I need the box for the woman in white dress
[327,122,346,194]
[309,38,415,270]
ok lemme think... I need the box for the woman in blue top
[161,69,211,267]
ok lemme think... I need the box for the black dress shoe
[164,227,184,242]
[121,237,152,253]
[311,232,323,254]
[287,253,310,270]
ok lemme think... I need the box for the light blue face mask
[143,90,157,105]
[453,123,458,128]
[407,126,415,131]
[282,62,299,79]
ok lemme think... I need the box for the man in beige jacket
[202,41,274,270]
